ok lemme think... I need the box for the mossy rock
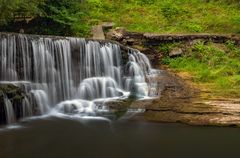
[104,98,136,119]
[105,98,135,110]
[0,84,24,99]
[0,83,28,125]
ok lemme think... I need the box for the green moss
[114,109,128,119]
[12,95,24,101]
[0,84,24,100]
[106,98,135,119]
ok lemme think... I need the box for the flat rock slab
[107,28,240,46]
[92,25,105,40]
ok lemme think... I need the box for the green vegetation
[0,0,89,36]
[0,0,240,36]
[30,0,90,36]
[162,41,240,96]
[0,0,44,25]
[83,0,240,35]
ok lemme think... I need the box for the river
[0,117,240,158]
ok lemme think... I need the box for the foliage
[38,0,90,36]
[0,0,43,25]
[163,42,240,93]
[0,0,240,36]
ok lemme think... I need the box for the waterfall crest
[0,33,159,124]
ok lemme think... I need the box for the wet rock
[104,98,137,119]
[105,99,134,111]
[0,83,27,124]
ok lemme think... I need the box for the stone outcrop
[107,28,240,46]
[106,28,240,67]
[92,25,105,40]
[92,22,115,40]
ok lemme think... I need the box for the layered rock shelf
[107,28,240,46]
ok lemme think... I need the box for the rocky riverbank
[105,28,240,127]
[129,69,240,127]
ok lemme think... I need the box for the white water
[3,95,16,124]
[0,33,159,124]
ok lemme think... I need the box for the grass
[85,0,240,35]
[2,0,240,36]
[161,41,240,97]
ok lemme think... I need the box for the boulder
[169,48,183,57]
[106,27,126,41]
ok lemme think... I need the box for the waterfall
[3,95,16,124]
[22,97,32,117]
[0,33,159,124]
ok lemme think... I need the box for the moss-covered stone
[104,98,135,119]
[0,83,27,125]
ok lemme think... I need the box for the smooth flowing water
[0,118,240,158]
[0,33,159,124]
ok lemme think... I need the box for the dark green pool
[0,117,240,158]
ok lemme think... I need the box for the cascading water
[3,95,16,124]
[0,33,159,125]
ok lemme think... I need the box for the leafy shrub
[184,23,203,32]
[161,56,171,65]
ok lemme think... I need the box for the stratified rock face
[129,70,240,127]
[107,28,240,67]
[107,28,240,46]
[0,32,159,125]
